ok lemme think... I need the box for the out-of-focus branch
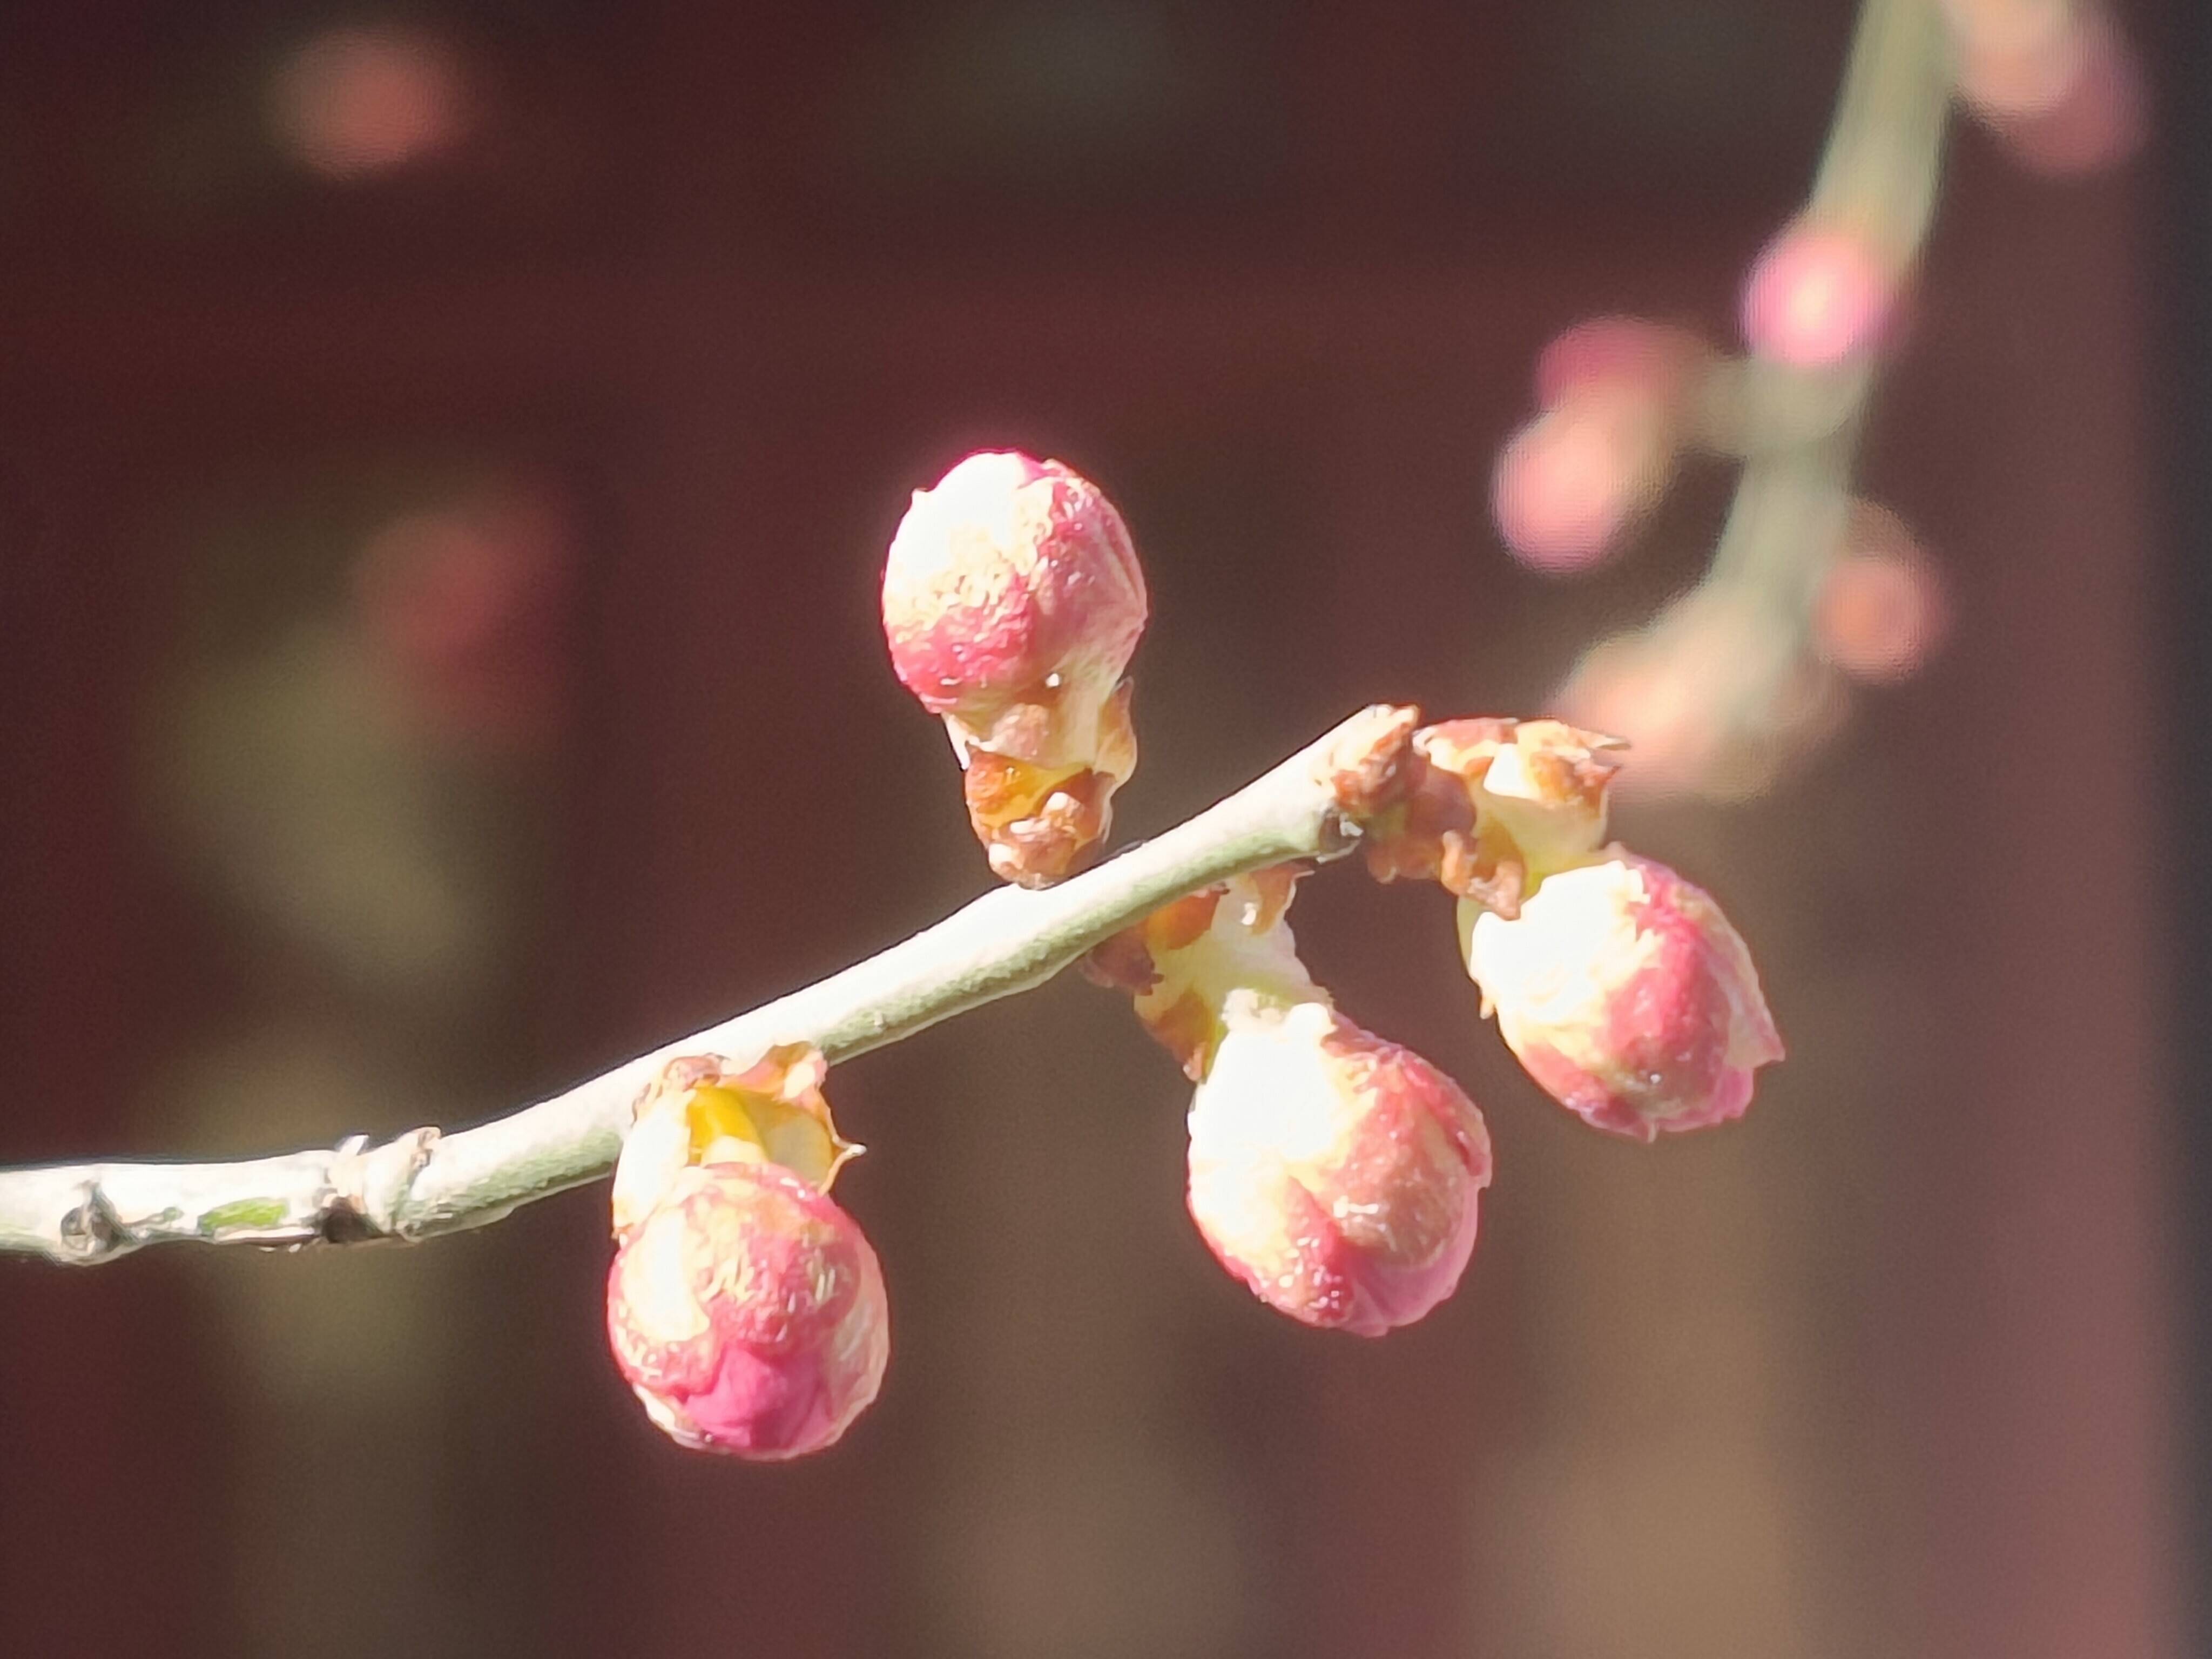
[1583,0,1952,794]
[1700,0,1948,599]
[1532,0,1961,800]
[0,705,1416,1267]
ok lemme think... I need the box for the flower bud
[1954,7,2144,177]
[1533,315,1710,409]
[1185,995,1493,1336]
[1555,591,1848,803]
[882,450,1150,886]
[606,1161,889,1459]
[1741,222,1897,369]
[1492,387,1674,574]
[1814,505,1948,686]
[1460,853,1782,1140]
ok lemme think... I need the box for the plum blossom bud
[1814,504,1949,686]
[882,450,1149,886]
[1091,867,1493,1334]
[1492,387,1674,574]
[1534,315,1711,410]
[1498,319,1710,578]
[1741,222,1897,369]
[1186,994,1493,1336]
[1945,2,2144,176]
[882,451,1146,725]
[606,1161,889,1459]
[1460,853,1783,1141]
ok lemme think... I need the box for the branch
[1698,0,1950,604]
[1548,0,1954,797]
[0,705,1415,1267]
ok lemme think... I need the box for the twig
[1700,0,1950,613]
[0,705,1416,1267]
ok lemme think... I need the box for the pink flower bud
[1814,507,1949,686]
[1555,594,1849,803]
[1492,387,1674,574]
[1460,853,1782,1141]
[1953,4,2145,176]
[1186,996,1493,1336]
[606,1161,889,1459]
[1534,316,1709,408]
[1741,223,1896,369]
[882,451,1149,885]
[883,450,1145,723]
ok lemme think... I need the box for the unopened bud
[1948,3,2144,176]
[606,1161,889,1459]
[1460,853,1782,1139]
[1534,316,1711,410]
[1555,592,1849,802]
[1492,388,1674,574]
[883,450,1149,885]
[1741,222,1896,369]
[1186,995,1493,1336]
[1815,505,1948,685]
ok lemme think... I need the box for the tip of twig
[1319,704,1422,827]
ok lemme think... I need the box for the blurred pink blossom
[1741,223,1895,368]
[1815,505,1950,685]
[1492,389,1673,575]
[268,25,470,180]
[1533,315,1709,409]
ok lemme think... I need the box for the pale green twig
[0,705,1415,1267]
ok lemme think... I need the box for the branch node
[1318,703,1422,845]
[328,1128,442,1244]
[57,1182,132,1265]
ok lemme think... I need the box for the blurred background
[0,1,2187,1654]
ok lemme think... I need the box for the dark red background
[0,4,2175,1656]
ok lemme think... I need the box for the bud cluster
[604,1048,888,1460]
[581,450,1792,1464]
[882,450,1148,887]
[871,440,1783,1333]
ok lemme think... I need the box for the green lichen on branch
[198,1197,293,1236]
